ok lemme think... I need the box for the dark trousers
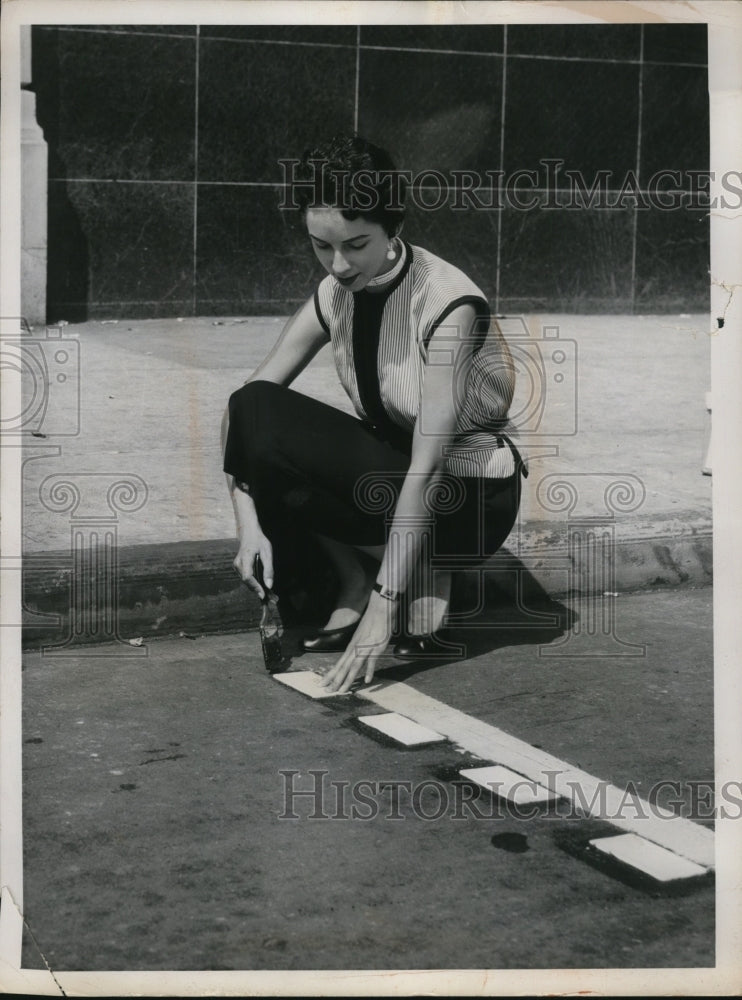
[224,380,521,617]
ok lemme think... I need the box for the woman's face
[305,208,394,292]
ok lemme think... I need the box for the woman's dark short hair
[292,134,406,237]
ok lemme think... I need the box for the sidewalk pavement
[18,313,713,647]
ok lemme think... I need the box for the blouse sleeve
[460,317,516,430]
[314,279,331,334]
[423,300,515,434]
[421,294,491,353]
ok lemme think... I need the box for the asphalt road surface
[21,586,715,972]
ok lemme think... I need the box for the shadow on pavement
[288,554,576,676]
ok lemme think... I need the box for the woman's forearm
[373,302,478,596]
[375,462,444,596]
[228,478,261,540]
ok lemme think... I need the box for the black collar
[354,241,414,300]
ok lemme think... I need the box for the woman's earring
[386,241,396,261]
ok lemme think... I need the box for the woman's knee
[228,378,282,420]
[226,380,287,469]
[481,475,521,554]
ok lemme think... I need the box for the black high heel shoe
[302,619,360,653]
[393,630,462,659]
[393,634,438,658]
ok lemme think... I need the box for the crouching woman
[222,134,525,693]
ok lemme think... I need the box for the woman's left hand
[320,592,397,693]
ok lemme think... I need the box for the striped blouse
[314,240,518,479]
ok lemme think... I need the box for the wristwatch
[373,581,401,602]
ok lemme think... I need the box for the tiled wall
[32,23,709,321]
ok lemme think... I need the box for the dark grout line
[494,24,508,316]
[42,26,199,41]
[192,25,200,317]
[630,25,646,314]
[354,25,360,134]
[47,178,714,199]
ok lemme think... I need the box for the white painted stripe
[460,765,560,806]
[359,680,715,869]
[589,834,709,882]
[358,712,445,746]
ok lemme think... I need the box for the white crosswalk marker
[588,833,710,881]
[358,713,446,746]
[358,680,715,869]
[460,765,561,805]
[273,671,346,699]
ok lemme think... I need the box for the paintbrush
[252,557,286,672]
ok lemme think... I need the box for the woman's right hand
[233,531,274,600]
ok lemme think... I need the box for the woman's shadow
[285,549,576,680]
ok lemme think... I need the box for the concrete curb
[22,513,712,649]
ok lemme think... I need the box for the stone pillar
[21,26,48,327]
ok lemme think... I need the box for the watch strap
[373,581,401,602]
